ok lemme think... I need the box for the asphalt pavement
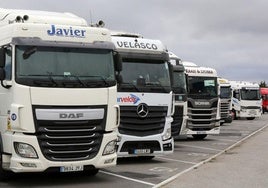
[162,120,268,188]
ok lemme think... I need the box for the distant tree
[259,80,267,87]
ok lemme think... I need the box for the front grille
[171,105,183,136]
[33,105,106,161]
[119,106,167,136]
[220,102,230,119]
[187,98,218,129]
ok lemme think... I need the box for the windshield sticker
[204,80,215,86]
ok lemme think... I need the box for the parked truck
[230,81,262,120]
[218,78,232,124]
[260,87,268,113]
[111,32,174,158]
[183,62,220,140]
[169,52,188,139]
[0,8,120,178]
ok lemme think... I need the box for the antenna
[89,10,93,26]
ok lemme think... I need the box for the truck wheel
[85,168,99,176]
[246,117,255,120]
[138,156,155,160]
[232,110,237,120]
[192,134,207,140]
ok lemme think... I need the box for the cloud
[1,0,267,83]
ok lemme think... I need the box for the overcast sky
[1,0,268,84]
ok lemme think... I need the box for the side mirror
[0,48,6,68]
[168,63,174,86]
[116,74,123,85]
[113,52,122,72]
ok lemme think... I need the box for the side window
[4,47,12,80]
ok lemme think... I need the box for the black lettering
[117,41,123,48]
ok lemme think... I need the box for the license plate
[249,110,256,115]
[196,131,206,134]
[60,165,83,172]
[134,149,151,154]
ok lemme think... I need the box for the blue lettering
[47,25,86,38]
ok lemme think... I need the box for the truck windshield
[118,59,171,93]
[172,71,187,94]
[188,76,218,98]
[241,89,261,100]
[15,45,115,88]
[220,86,231,99]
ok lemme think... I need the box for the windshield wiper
[146,82,170,92]
[119,83,140,92]
[23,47,37,59]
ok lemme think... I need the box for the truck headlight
[14,142,38,158]
[162,128,172,141]
[103,140,117,155]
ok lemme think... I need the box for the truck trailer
[0,8,120,178]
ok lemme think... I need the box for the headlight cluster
[162,128,172,141]
[14,142,38,158]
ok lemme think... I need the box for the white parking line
[212,138,238,142]
[156,156,197,165]
[153,123,268,188]
[100,170,155,187]
[175,144,222,152]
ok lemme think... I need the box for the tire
[85,168,99,176]
[192,134,207,140]
[246,117,255,120]
[232,110,237,120]
[138,156,155,160]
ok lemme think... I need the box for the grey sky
[1,0,268,83]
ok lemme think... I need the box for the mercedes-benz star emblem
[137,103,149,118]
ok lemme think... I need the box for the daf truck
[111,32,174,158]
[0,8,120,178]
[218,78,232,124]
[169,52,188,139]
[183,62,220,140]
[230,81,262,120]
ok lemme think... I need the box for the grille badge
[137,103,149,118]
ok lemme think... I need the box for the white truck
[111,32,174,158]
[183,62,220,139]
[0,8,120,178]
[230,81,262,120]
[169,52,188,139]
[218,78,232,124]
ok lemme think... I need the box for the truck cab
[260,87,268,113]
[0,8,120,178]
[183,62,220,140]
[230,81,262,120]
[169,52,188,139]
[218,78,232,124]
[112,32,174,158]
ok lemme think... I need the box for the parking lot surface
[1,114,268,188]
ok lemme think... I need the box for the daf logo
[137,103,149,118]
[59,113,83,119]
